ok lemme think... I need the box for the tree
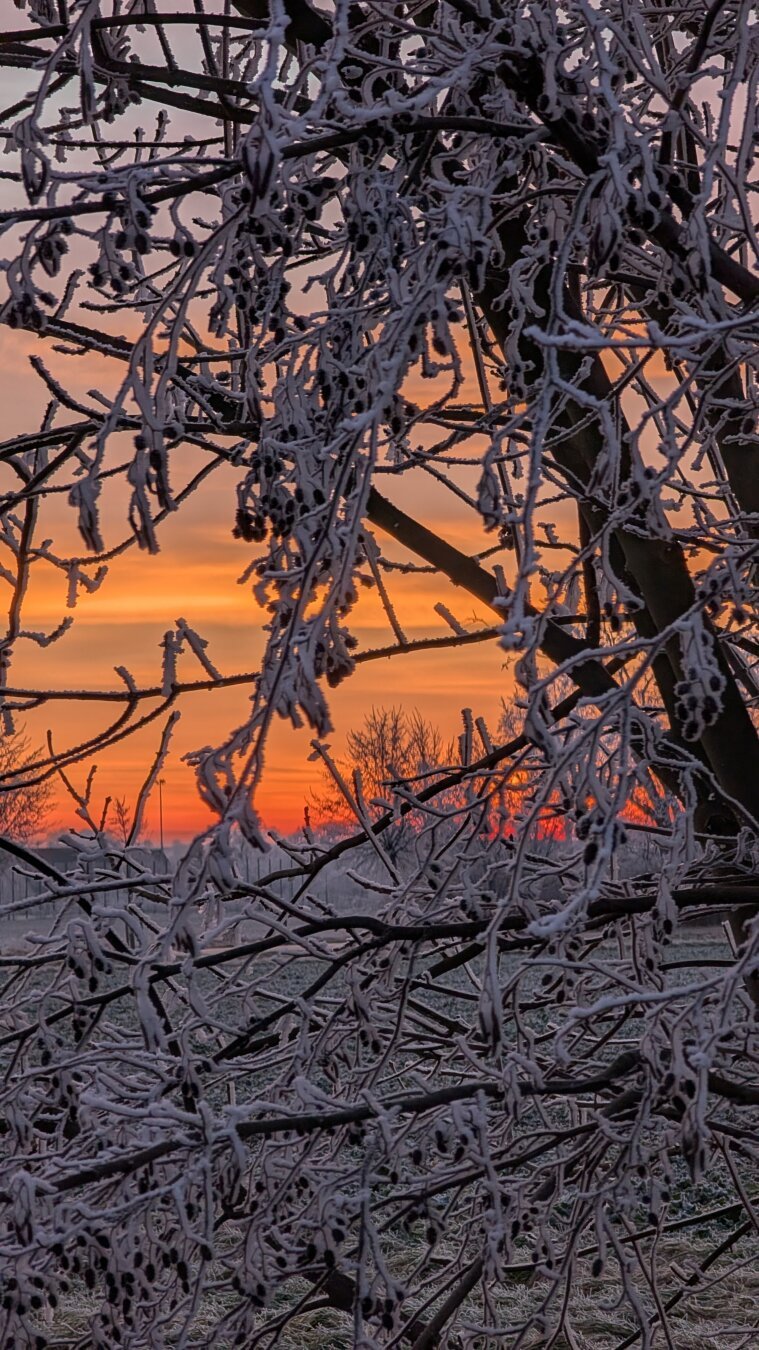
[0,3,758,1346]
[0,731,52,842]
[314,704,453,857]
[108,794,133,846]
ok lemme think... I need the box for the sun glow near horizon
[4,344,515,842]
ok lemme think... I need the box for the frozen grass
[36,1174,758,1347]
[237,1223,759,1349]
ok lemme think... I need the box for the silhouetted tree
[314,704,452,856]
[0,732,52,842]
[108,794,133,846]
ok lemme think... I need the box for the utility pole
[157,777,165,853]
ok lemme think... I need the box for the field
[4,902,755,1350]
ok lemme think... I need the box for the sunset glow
[2,325,515,840]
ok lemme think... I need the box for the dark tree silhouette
[108,794,133,846]
[0,731,52,842]
[314,704,453,855]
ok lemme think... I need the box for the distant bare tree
[314,705,452,855]
[0,4,758,1348]
[108,794,133,846]
[0,731,52,842]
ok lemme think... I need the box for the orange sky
[0,37,683,847]
[0,323,517,842]
[0,306,683,844]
